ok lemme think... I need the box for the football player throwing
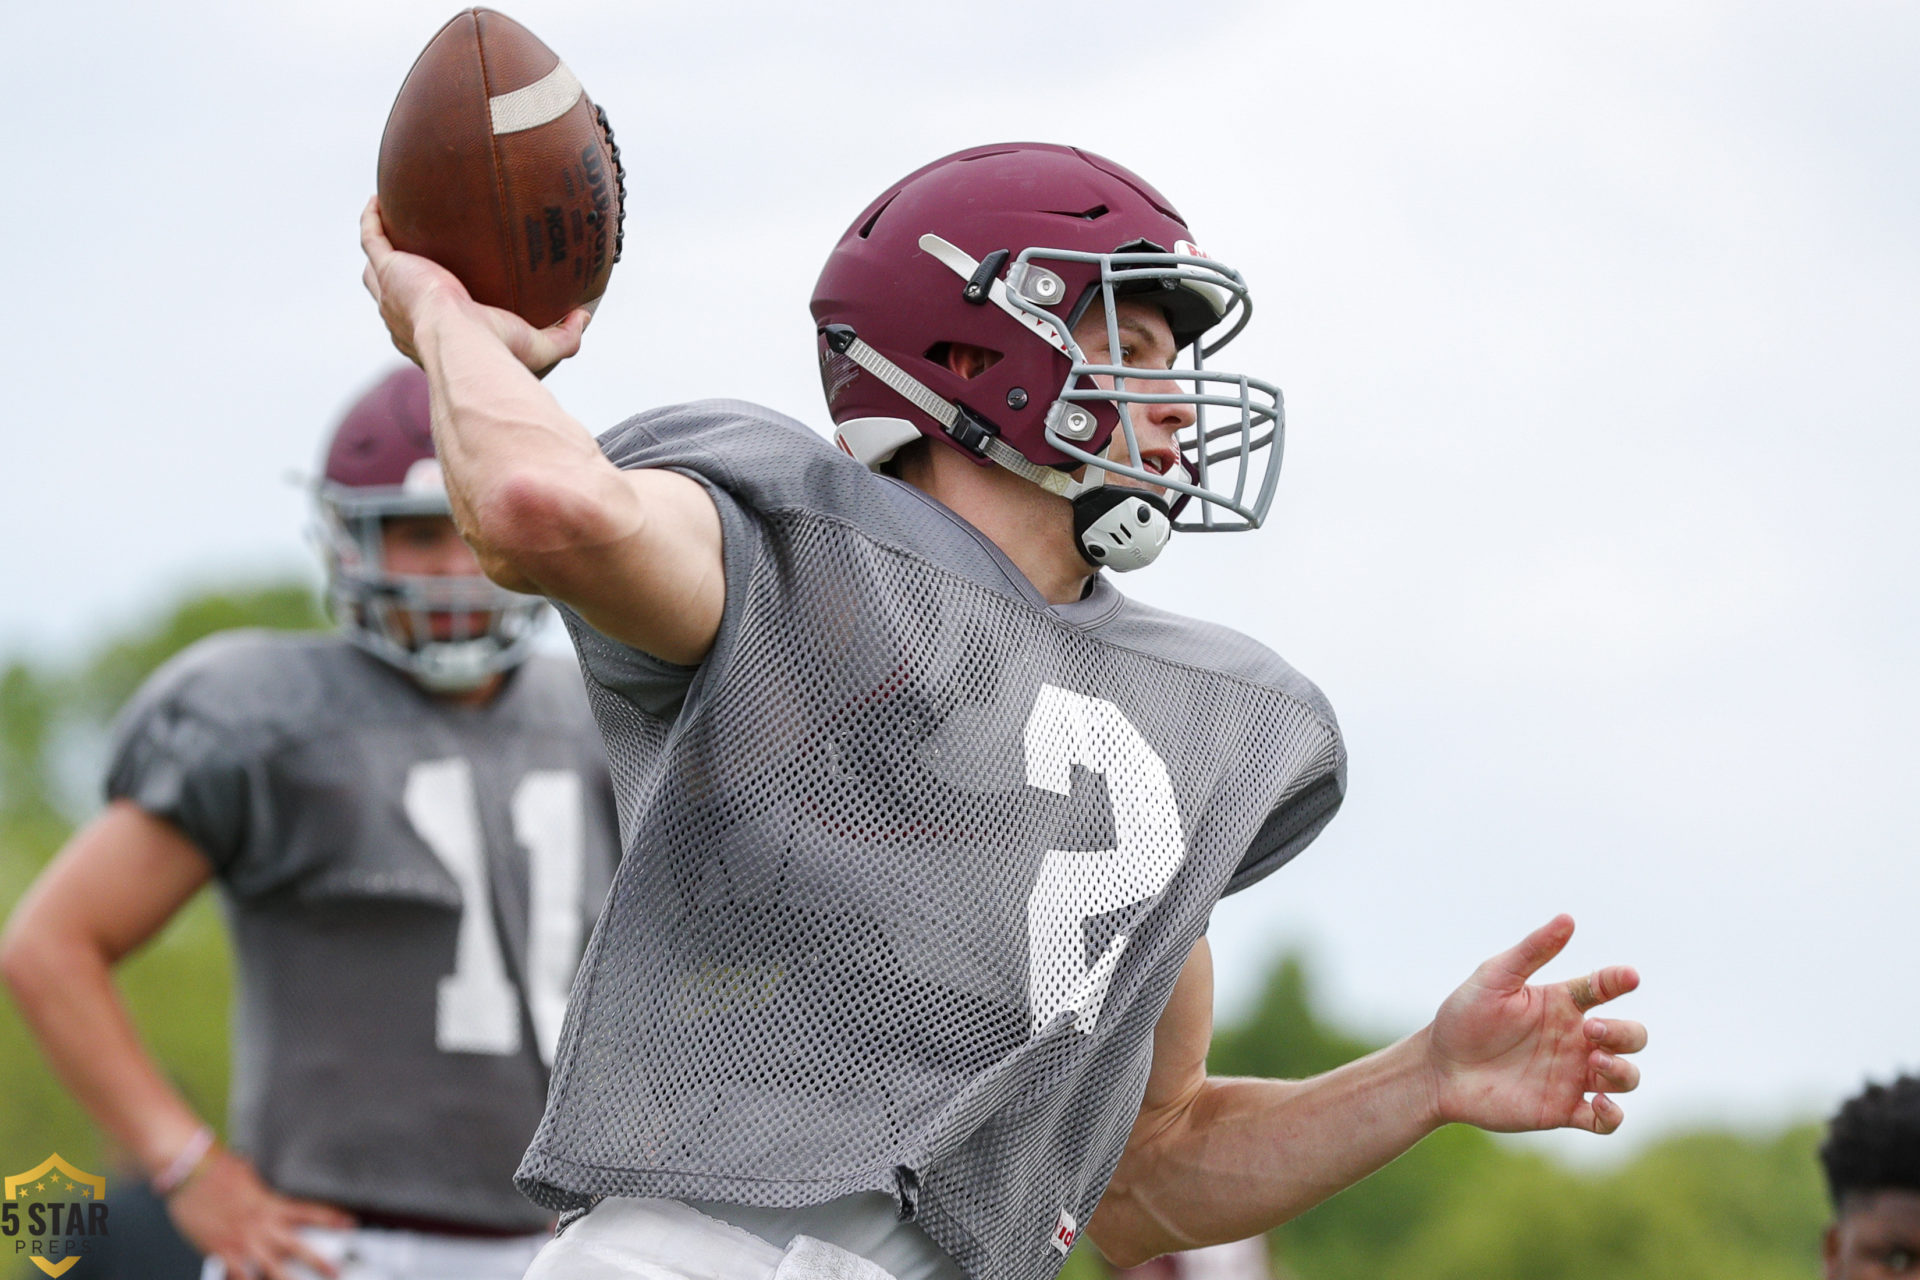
[360,142,1647,1280]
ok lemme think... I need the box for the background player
[359,142,1646,1280]
[1821,1075,1920,1279]
[0,367,620,1280]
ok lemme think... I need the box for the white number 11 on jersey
[1023,684,1187,1036]
[403,759,585,1065]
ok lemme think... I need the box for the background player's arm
[0,800,352,1280]
[361,199,724,665]
[1089,921,1646,1266]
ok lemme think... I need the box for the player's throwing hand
[360,197,590,375]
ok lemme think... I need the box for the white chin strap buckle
[413,639,498,692]
[1075,491,1172,572]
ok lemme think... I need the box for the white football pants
[523,1197,899,1280]
[199,1226,549,1279]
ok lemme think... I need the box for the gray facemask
[314,472,545,691]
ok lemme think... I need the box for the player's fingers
[1589,1048,1641,1095]
[251,1232,328,1280]
[382,322,419,364]
[1475,913,1574,990]
[529,310,590,370]
[519,322,584,372]
[213,1251,258,1280]
[376,295,419,362]
[277,1231,341,1279]
[1566,963,1637,1012]
[361,261,381,304]
[546,309,590,350]
[1568,1093,1620,1136]
[226,1243,279,1280]
[281,1197,356,1230]
[530,312,587,369]
[529,326,579,364]
[1584,1017,1648,1055]
[1580,1092,1624,1135]
[1595,964,1640,1004]
[359,196,393,260]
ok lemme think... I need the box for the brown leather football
[378,8,624,329]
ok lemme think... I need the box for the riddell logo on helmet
[1174,240,1211,260]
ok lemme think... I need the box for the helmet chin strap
[1072,485,1173,572]
[410,639,501,692]
[822,324,1173,571]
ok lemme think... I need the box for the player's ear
[1822,1222,1841,1280]
[935,343,1002,380]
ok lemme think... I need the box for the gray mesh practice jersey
[107,632,618,1230]
[520,401,1345,1280]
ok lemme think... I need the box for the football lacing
[596,104,628,266]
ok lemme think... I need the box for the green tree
[1381,1126,1826,1280]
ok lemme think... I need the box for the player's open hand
[1425,914,1645,1136]
[360,196,589,375]
[167,1146,356,1280]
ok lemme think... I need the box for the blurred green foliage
[0,583,1831,1279]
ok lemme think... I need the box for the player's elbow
[1088,1090,1219,1267]
[1089,1150,1198,1268]
[1089,1231,1161,1272]
[1086,1198,1191,1272]
[463,465,632,595]
[0,909,68,1013]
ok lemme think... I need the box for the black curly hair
[1821,1075,1920,1210]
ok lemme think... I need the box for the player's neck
[894,445,1094,605]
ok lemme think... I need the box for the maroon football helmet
[811,143,1284,570]
[315,366,544,690]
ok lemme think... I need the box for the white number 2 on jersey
[1023,683,1187,1036]
[403,759,585,1064]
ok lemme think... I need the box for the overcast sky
[4,0,1915,1160]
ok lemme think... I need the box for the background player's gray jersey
[519,402,1345,1280]
[108,632,618,1230]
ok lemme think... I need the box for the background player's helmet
[314,367,544,691]
[811,142,1285,567]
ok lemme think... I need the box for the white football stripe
[488,63,583,136]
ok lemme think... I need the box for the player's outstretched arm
[1089,918,1645,1266]
[0,802,354,1280]
[360,198,724,664]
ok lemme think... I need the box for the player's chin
[1098,451,1186,502]
[1103,476,1173,503]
